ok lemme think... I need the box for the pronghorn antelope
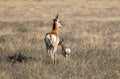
[59,38,71,58]
[44,14,62,64]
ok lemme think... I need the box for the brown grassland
[0,0,120,79]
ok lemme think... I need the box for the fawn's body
[59,39,71,58]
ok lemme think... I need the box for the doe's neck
[52,22,59,35]
[52,22,59,30]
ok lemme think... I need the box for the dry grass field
[0,0,120,79]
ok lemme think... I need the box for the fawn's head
[59,38,64,45]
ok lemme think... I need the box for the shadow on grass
[7,53,36,64]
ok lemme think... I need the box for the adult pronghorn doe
[44,15,62,64]
[59,38,71,59]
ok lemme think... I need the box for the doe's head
[53,14,63,28]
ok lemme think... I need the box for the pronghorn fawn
[44,14,62,64]
[59,38,71,59]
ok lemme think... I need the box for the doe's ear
[56,14,59,19]
[53,14,59,21]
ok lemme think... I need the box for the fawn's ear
[58,38,63,45]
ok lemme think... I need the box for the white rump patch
[45,34,59,47]
[65,48,71,54]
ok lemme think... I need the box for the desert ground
[0,0,120,79]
